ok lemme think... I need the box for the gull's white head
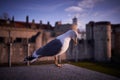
[70,24,80,45]
[57,24,80,45]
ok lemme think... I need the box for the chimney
[26,15,29,23]
[55,21,61,26]
[32,19,35,23]
[47,21,50,25]
[40,20,42,25]
[31,19,36,29]
[12,16,14,22]
[12,16,15,27]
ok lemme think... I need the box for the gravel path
[0,64,119,80]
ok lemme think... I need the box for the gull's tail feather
[24,55,38,63]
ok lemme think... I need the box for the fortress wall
[66,40,92,61]
[94,22,111,61]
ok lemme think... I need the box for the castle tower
[94,22,111,61]
[86,21,94,40]
[72,17,77,25]
[86,21,95,59]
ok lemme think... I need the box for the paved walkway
[0,64,119,80]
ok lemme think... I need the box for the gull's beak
[74,38,78,45]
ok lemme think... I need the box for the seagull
[24,29,79,67]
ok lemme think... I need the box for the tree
[3,12,9,20]
[0,12,10,20]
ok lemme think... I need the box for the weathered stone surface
[0,64,119,80]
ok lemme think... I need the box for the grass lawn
[70,61,120,78]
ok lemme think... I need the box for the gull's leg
[54,55,62,67]
[54,56,58,66]
[58,55,62,67]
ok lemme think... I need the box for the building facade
[0,15,120,66]
[0,16,60,66]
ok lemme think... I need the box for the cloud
[78,0,103,9]
[65,6,83,12]
[65,0,104,13]
[64,0,104,28]
[68,14,71,16]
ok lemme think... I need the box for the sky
[0,0,120,30]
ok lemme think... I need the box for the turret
[94,21,111,61]
[72,17,77,25]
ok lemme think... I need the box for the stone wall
[0,44,8,63]
[86,22,112,61]
[0,42,67,64]
[67,40,92,61]
[94,22,111,61]
[0,28,67,64]
[54,24,72,36]
[111,24,120,63]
